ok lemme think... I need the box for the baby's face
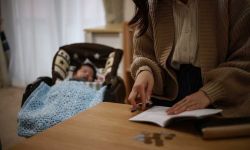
[74,66,94,81]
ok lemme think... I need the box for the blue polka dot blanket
[17,80,106,137]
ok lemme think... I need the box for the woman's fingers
[128,70,154,112]
[138,85,147,110]
[167,91,211,115]
[128,89,138,108]
[128,84,150,111]
[167,96,197,114]
[186,103,202,111]
[128,83,146,110]
[146,80,153,102]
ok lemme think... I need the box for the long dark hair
[128,0,149,37]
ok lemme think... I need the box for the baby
[72,63,97,82]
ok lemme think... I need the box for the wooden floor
[0,87,25,150]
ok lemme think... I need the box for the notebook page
[129,106,222,127]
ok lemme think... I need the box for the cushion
[102,52,115,77]
[52,49,70,81]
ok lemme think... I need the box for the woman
[128,0,250,117]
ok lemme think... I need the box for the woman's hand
[167,91,211,115]
[128,71,154,110]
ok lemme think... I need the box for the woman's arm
[130,21,166,96]
[168,0,250,115]
[200,0,250,105]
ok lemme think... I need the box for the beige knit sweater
[131,0,250,117]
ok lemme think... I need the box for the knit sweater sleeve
[200,0,250,104]
[130,24,166,95]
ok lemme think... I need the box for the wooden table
[10,102,250,150]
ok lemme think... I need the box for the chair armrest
[21,76,53,107]
[103,76,126,103]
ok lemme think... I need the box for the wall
[124,0,135,21]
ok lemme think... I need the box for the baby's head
[73,63,97,82]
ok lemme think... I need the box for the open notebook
[129,106,222,127]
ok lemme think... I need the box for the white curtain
[2,0,105,87]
